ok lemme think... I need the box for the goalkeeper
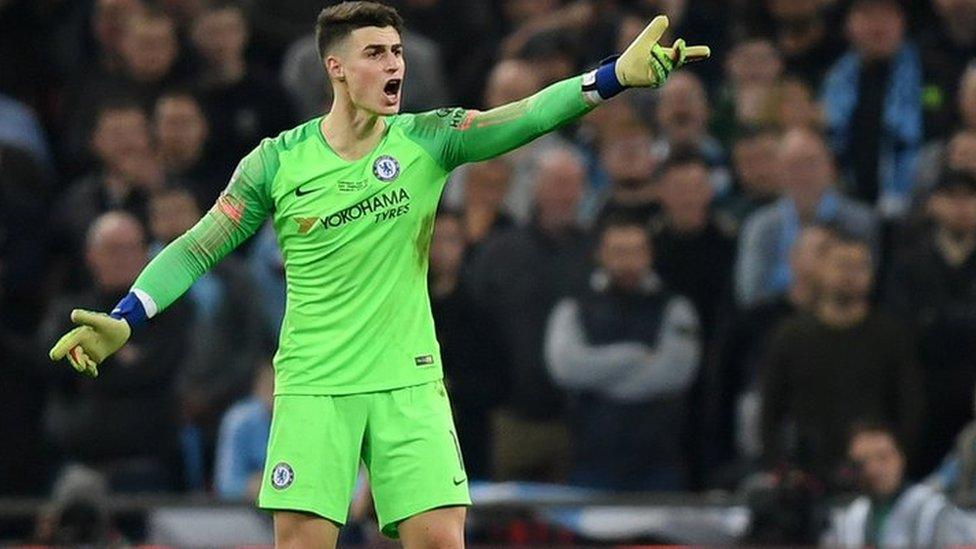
[49,1,708,547]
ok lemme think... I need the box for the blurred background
[2,0,976,545]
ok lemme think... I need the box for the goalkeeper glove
[588,15,710,100]
[49,309,131,377]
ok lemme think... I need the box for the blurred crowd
[3,0,976,544]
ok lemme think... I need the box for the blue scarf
[822,43,923,217]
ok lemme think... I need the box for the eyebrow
[363,43,403,52]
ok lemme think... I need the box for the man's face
[846,2,905,60]
[849,431,905,498]
[485,60,541,108]
[658,163,713,230]
[726,39,783,87]
[600,131,657,188]
[429,215,465,276]
[534,154,584,228]
[464,159,512,210]
[327,26,404,115]
[191,7,247,67]
[155,96,208,164]
[121,16,178,82]
[86,218,148,292]
[93,0,144,59]
[930,187,976,237]
[733,133,783,198]
[820,242,873,303]
[948,131,976,175]
[93,108,152,170]
[598,226,652,292]
[149,190,200,244]
[779,131,834,202]
[657,73,708,145]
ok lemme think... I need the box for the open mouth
[383,78,402,101]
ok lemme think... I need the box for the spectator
[717,125,784,225]
[823,0,922,220]
[191,3,297,172]
[148,186,264,490]
[707,225,834,484]
[455,158,516,254]
[654,72,730,197]
[735,128,878,307]
[546,216,701,491]
[759,0,845,88]
[592,123,660,227]
[712,37,784,147]
[214,362,273,501]
[914,63,976,194]
[760,232,923,488]
[39,212,191,492]
[771,76,822,131]
[886,171,976,472]
[51,98,163,291]
[928,383,976,500]
[918,0,976,139]
[63,7,183,171]
[279,27,449,119]
[153,90,225,205]
[822,422,976,547]
[429,210,505,479]
[468,147,592,482]
[651,148,737,340]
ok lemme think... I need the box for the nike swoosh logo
[453,476,466,486]
[295,181,325,197]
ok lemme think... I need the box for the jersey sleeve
[131,139,277,315]
[403,74,598,171]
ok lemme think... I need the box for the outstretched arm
[49,141,277,376]
[408,15,709,170]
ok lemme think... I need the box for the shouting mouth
[383,78,402,104]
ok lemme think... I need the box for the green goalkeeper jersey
[130,75,597,395]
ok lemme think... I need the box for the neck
[945,16,976,46]
[464,206,498,242]
[321,91,386,160]
[816,297,869,327]
[536,216,572,237]
[102,171,132,202]
[162,149,201,173]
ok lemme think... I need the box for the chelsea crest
[373,155,400,182]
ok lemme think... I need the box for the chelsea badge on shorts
[271,462,294,490]
[373,155,400,182]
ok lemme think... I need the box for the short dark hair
[315,1,404,60]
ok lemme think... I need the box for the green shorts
[257,379,471,538]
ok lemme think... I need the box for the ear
[324,55,345,83]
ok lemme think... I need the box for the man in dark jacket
[761,231,922,489]
[467,147,592,482]
[886,171,976,472]
[545,216,701,490]
[39,211,191,492]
